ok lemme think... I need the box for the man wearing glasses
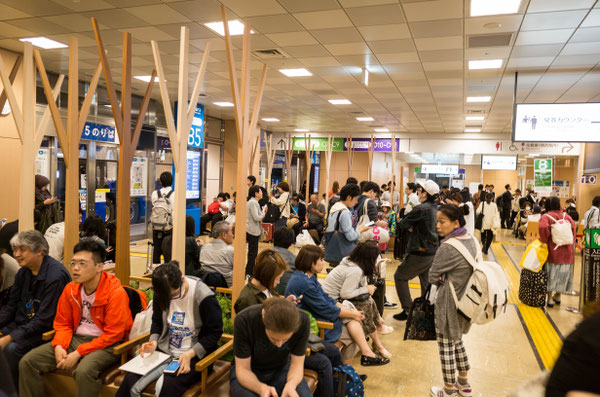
[0,230,71,388]
[19,240,132,397]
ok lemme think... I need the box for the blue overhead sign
[174,102,205,149]
[81,122,117,143]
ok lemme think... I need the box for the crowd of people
[0,172,598,397]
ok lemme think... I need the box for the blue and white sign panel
[514,103,600,142]
[174,102,205,148]
[81,122,118,143]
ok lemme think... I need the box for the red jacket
[52,272,132,356]
[539,210,576,265]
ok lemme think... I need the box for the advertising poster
[35,149,50,178]
[131,157,147,197]
[534,159,552,194]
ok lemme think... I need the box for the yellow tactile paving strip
[491,241,562,370]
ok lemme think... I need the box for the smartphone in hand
[164,361,181,374]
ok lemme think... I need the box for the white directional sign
[514,103,600,142]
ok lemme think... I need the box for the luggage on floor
[333,364,364,397]
[404,286,436,341]
[261,222,274,242]
[519,267,548,307]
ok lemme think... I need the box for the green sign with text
[292,137,345,151]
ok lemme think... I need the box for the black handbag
[349,293,371,303]
[519,266,548,307]
[475,201,484,231]
[404,286,436,341]
[323,210,357,264]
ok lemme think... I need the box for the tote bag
[324,210,357,264]
[403,286,436,341]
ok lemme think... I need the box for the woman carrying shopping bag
[538,196,576,308]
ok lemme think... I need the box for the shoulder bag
[324,210,357,264]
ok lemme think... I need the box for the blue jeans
[305,342,342,397]
[229,362,313,397]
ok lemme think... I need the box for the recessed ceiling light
[363,69,369,86]
[294,128,309,132]
[20,37,67,49]
[464,128,481,132]
[470,0,521,16]
[356,117,374,121]
[213,102,234,107]
[468,59,503,70]
[374,128,389,132]
[466,116,485,121]
[328,99,352,105]
[204,20,255,36]
[279,68,312,77]
[466,96,491,102]
[261,118,280,122]
[134,75,161,83]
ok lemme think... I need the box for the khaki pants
[19,334,119,397]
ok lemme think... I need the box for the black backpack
[263,202,281,224]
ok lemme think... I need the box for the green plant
[217,293,233,335]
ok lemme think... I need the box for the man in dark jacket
[0,230,71,385]
[354,181,381,228]
[393,180,440,321]
[499,184,513,229]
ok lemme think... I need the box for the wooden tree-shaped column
[221,5,268,305]
[0,45,35,231]
[35,37,101,265]
[151,28,211,269]
[265,134,276,193]
[347,135,354,179]
[0,54,22,117]
[367,134,375,181]
[248,128,260,175]
[323,135,334,215]
[390,133,397,209]
[284,134,293,184]
[92,18,156,284]
[303,133,314,197]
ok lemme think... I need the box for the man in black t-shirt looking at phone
[230,298,312,397]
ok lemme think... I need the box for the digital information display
[481,155,517,170]
[513,103,600,142]
[186,150,201,199]
[421,164,459,175]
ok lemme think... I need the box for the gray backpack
[151,190,173,231]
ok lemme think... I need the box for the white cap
[380,201,391,208]
[422,180,440,196]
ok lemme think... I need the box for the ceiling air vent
[468,33,513,48]
[252,48,290,59]
[350,111,365,115]
[466,110,486,114]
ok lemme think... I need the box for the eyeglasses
[68,260,92,268]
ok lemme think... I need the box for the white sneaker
[430,386,457,397]
[454,382,473,397]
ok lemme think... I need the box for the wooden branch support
[265,134,275,193]
[368,134,375,181]
[221,5,268,312]
[35,38,102,265]
[303,133,313,197]
[92,18,155,284]
[0,44,36,231]
[324,135,334,216]
[284,134,293,184]
[0,54,22,123]
[152,28,211,269]
[347,135,354,179]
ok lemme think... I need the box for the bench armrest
[215,287,232,295]
[316,320,334,340]
[194,335,234,393]
[43,330,55,341]
[113,332,151,365]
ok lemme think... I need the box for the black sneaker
[393,311,408,321]
[360,355,390,366]
[384,301,398,309]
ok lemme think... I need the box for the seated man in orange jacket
[19,240,133,397]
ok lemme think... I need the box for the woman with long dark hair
[116,262,222,397]
[429,204,476,397]
[323,242,392,359]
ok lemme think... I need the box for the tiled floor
[127,229,584,396]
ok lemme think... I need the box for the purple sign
[157,136,171,151]
[343,138,400,152]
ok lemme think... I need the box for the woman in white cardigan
[476,192,500,255]
[270,181,291,230]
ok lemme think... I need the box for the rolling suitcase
[261,222,274,243]
[518,266,548,307]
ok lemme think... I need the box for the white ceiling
[0,0,599,135]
